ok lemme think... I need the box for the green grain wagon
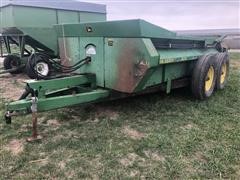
[0,0,106,78]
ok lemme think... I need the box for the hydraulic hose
[28,52,91,79]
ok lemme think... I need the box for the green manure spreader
[4,20,229,141]
[0,0,106,78]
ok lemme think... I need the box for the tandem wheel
[191,54,217,100]
[214,53,230,90]
[191,52,230,100]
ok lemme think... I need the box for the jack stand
[26,97,42,142]
[5,111,12,124]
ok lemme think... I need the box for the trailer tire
[3,55,23,74]
[26,54,51,79]
[191,54,217,100]
[214,53,230,90]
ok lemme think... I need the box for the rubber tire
[214,53,230,90]
[26,55,51,79]
[3,55,23,74]
[191,54,217,100]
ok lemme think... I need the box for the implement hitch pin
[26,97,42,142]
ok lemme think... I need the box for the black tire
[214,53,230,90]
[26,53,51,79]
[191,54,217,100]
[3,55,23,74]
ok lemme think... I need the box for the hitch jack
[26,97,42,142]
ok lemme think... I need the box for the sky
[82,0,240,30]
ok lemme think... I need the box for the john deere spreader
[0,0,106,78]
[4,20,229,141]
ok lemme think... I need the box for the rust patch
[59,38,71,67]
[115,40,149,93]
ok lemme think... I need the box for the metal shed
[0,0,106,25]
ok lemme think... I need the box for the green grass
[0,53,240,179]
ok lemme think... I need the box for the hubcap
[35,62,49,76]
[205,66,214,92]
[220,63,227,84]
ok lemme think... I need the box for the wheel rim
[205,66,214,92]
[35,62,49,76]
[220,63,227,84]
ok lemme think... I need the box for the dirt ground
[0,73,28,100]
[0,57,28,100]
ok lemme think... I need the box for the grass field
[0,53,239,179]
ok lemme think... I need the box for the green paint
[55,19,213,43]
[7,74,106,112]
[57,11,79,24]
[142,66,164,89]
[79,12,106,23]
[0,6,14,27]
[17,27,58,54]
[55,19,177,38]
[27,74,96,97]
[60,37,105,87]
[158,49,218,64]
[6,20,222,114]
[7,89,109,112]
[55,20,220,94]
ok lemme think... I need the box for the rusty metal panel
[104,38,159,93]
[58,37,80,67]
